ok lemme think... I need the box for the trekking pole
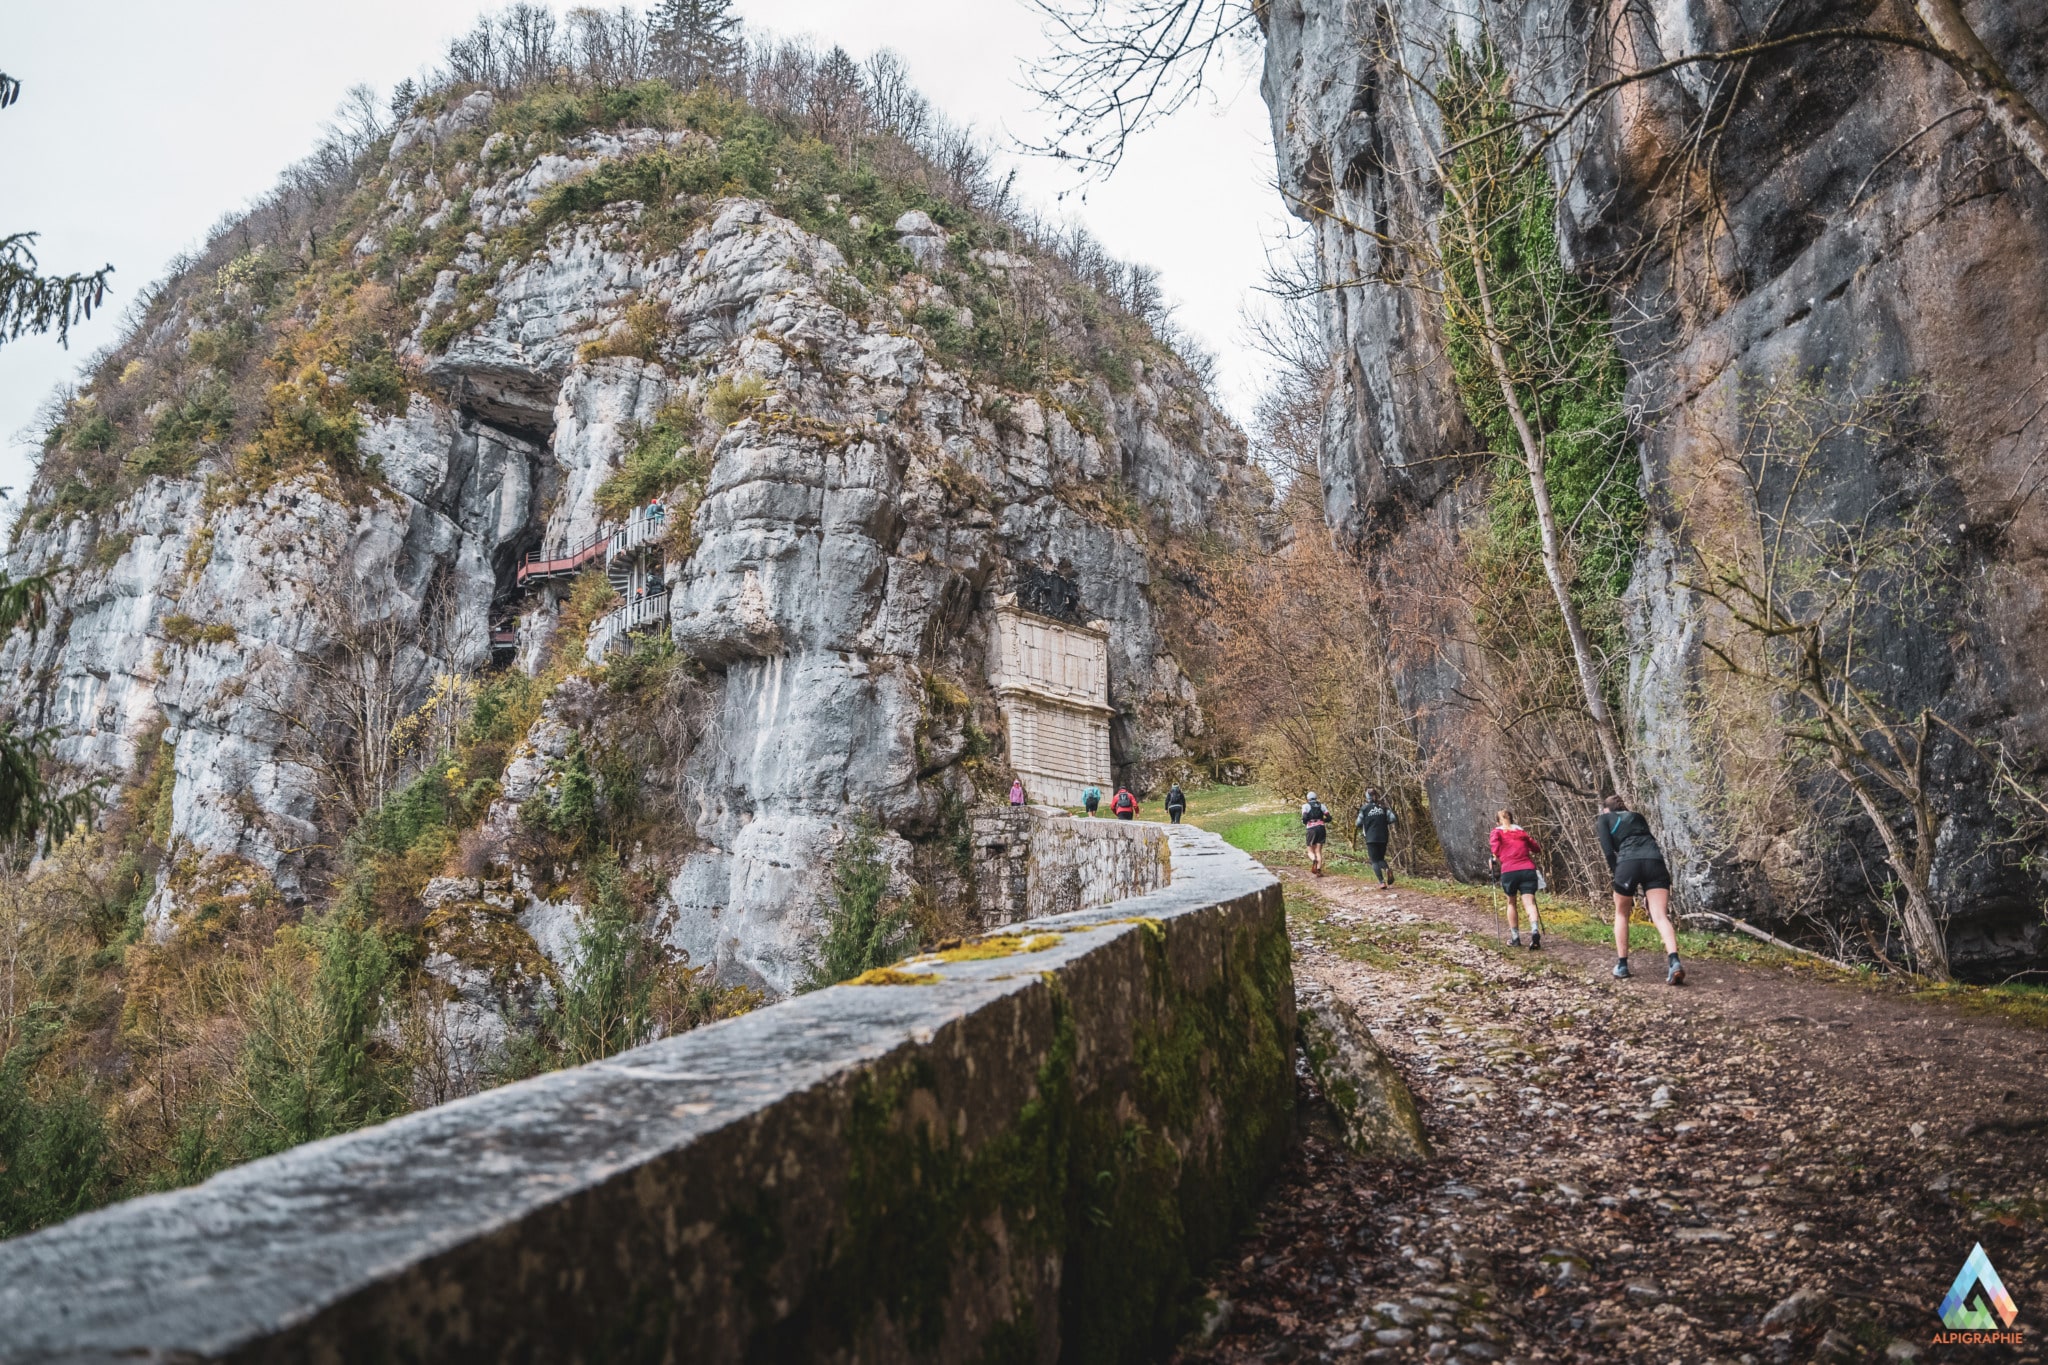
[1499,859,1515,945]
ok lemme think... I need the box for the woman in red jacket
[1488,810,1543,949]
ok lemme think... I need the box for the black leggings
[1365,841,1389,881]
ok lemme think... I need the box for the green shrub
[344,349,407,412]
[1438,46,1642,621]
[705,374,770,427]
[244,393,364,475]
[0,1065,117,1238]
[90,532,133,570]
[229,908,398,1161]
[67,411,117,454]
[353,764,455,858]
[518,736,601,855]
[593,399,704,519]
[803,818,914,990]
[138,385,236,476]
[549,858,666,1064]
[160,614,236,647]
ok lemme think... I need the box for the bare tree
[1682,376,1961,979]
[1023,0,1262,177]
[1025,0,2048,187]
[862,50,931,143]
[569,7,653,90]
[267,584,438,837]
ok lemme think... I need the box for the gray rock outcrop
[3,99,1262,1016]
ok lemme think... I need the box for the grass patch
[1907,978,2048,1030]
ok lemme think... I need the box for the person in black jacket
[1165,783,1187,824]
[1596,795,1684,984]
[1354,789,1397,888]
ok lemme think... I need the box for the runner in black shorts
[1301,792,1332,876]
[1596,796,1683,984]
[1489,809,1543,948]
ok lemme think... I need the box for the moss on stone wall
[751,899,1293,1363]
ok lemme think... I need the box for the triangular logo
[1939,1243,2020,1329]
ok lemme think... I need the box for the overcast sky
[0,0,1285,530]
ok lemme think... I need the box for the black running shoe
[1613,959,1631,979]
[1529,932,1542,951]
[1666,957,1685,986]
[1509,930,1522,947]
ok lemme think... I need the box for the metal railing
[516,527,612,585]
[586,588,671,661]
[605,505,668,566]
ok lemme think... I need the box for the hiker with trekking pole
[1488,809,1543,949]
[1596,795,1685,984]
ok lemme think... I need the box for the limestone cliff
[4,84,1259,1002]
[1261,0,2048,973]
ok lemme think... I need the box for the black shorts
[1364,840,1388,864]
[1613,858,1672,895]
[1500,869,1539,897]
[1305,825,1327,846]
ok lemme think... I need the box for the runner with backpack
[1165,783,1187,824]
[1355,789,1396,888]
[1596,796,1684,985]
[1082,784,1102,818]
[1112,786,1139,821]
[1301,792,1332,876]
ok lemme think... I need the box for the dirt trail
[1176,872,2048,1365]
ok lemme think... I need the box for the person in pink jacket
[1488,809,1544,949]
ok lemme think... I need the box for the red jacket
[1489,825,1540,872]
[1112,788,1137,813]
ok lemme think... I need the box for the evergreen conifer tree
[648,0,742,90]
[0,69,105,852]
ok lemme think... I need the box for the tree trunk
[1471,257,1632,801]
[1836,759,1951,981]
[1912,0,2048,185]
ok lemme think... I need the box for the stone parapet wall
[971,807,1173,928]
[0,825,1289,1365]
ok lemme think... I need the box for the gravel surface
[1173,873,2048,1365]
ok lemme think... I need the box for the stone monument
[987,599,1113,808]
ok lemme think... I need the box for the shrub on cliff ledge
[804,817,914,990]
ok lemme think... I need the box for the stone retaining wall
[971,807,1174,927]
[0,823,1289,1365]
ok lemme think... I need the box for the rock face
[4,95,1261,1007]
[1261,0,2048,972]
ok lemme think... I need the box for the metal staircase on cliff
[515,504,673,661]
